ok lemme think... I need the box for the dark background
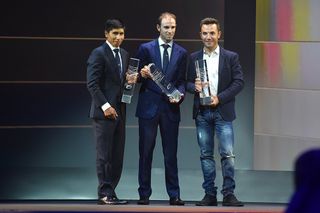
[0,0,255,200]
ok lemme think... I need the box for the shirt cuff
[101,102,111,111]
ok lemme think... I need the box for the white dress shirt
[158,37,173,65]
[203,45,220,96]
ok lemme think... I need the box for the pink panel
[276,0,292,40]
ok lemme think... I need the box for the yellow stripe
[256,0,271,41]
[281,43,300,86]
[292,0,310,40]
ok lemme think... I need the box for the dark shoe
[137,197,149,205]
[112,195,128,204]
[195,194,217,206]
[169,197,185,206]
[222,194,244,207]
[97,196,118,205]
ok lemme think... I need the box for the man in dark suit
[135,12,187,206]
[87,19,132,205]
[186,17,244,207]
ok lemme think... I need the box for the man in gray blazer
[87,19,129,205]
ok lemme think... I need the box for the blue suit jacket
[186,47,244,121]
[135,39,187,122]
[87,42,129,119]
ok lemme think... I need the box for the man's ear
[218,31,222,39]
[156,24,160,32]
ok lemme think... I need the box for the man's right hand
[195,78,202,92]
[103,107,118,120]
[195,78,209,93]
[126,72,138,84]
[140,66,152,79]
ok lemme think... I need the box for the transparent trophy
[121,58,140,104]
[148,63,182,102]
[195,59,212,105]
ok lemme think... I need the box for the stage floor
[0,168,294,203]
[0,201,286,213]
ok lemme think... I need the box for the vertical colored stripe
[264,43,281,85]
[276,0,292,40]
[310,0,320,40]
[256,0,271,41]
[256,0,319,41]
[292,0,310,40]
[280,43,300,87]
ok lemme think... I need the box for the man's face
[105,28,125,47]
[157,16,176,43]
[200,24,221,51]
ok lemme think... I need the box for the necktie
[113,49,122,76]
[162,44,170,73]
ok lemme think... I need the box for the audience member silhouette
[286,149,320,213]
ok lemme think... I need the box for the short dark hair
[104,19,125,32]
[200,17,221,31]
[157,12,176,26]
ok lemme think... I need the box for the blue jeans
[195,108,235,196]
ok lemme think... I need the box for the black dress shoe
[97,196,128,205]
[97,196,117,205]
[137,197,149,205]
[169,197,185,206]
[222,194,244,207]
[195,194,217,206]
[112,196,128,204]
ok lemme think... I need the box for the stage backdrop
[0,0,255,200]
[254,0,320,170]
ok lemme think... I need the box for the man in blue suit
[135,12,187,206]
[87,19,132,205]
[186,17,244,207]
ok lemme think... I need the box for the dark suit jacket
[87,42,129,119]
[135,39,187,122]
[186,47,244,121]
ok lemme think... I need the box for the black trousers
[92,115,125,198]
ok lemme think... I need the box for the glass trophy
[121,58,140,104]
[195,59,212,105]
[148,63,182,102]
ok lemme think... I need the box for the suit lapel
[166,43,177,74]
[104,43,116,67]
[120,49,128,81]
[151,40,162,69]
[197,50,203,61]
[218,48,225,76]
[103,43,121,83]
[218,48,225,93]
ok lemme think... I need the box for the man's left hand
[210,95,220,107]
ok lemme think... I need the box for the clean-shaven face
[200,24,221,51]
[157,16,176,43]
[105,28,125,47]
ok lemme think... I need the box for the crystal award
[195,59,212,105]
[121,58,140,104]
[148,63,182,102]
